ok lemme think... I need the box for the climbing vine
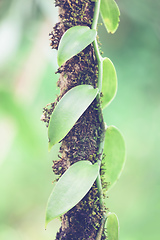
[41,0,125,239]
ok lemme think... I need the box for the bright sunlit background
[0,0,160,239]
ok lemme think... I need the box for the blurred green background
[0,0,159,239]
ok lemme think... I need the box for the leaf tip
[45,210,52,229]
[57,56,62,67]
[45,219,48,230]
[48,141,52,152]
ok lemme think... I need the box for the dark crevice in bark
[42,0,106,239]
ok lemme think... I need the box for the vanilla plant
[41,0,125,239]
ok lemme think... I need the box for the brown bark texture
[42,0,106,239]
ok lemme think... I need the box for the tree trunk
[43,0,106,239]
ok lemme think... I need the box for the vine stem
[96,132,107,239]
[94,40,103,92]
[95,214,106,240]
[92,0,104,205]
[92,0,103,92]
[96,123,106,211]
[92,1,107,238]
[92,0,101,30]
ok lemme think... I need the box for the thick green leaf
[101,58,117,109]
[48,85,99,150]
[105,212,119,240]
[103,126,125,191]
[57,26,96,66]
[100,0,120,34]
[45,161,99,227]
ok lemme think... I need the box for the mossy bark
[42,0,106,239]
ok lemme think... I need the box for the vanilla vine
[42,0,125,239]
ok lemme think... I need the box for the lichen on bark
[42,0,106,239]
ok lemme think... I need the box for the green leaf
[57,26,96,66]
[105,212,119,240]
[103,126,125,191]
[48,85,99,150]
[101,58,117,109]
[45,161,99,227]
[100,0,120,34]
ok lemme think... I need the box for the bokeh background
[0,0,160,239]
